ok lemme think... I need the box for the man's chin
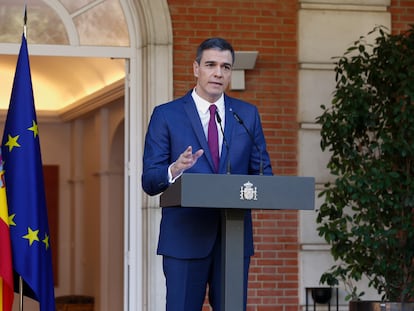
[207,87,224,97]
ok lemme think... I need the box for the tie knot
[209,104,217,116]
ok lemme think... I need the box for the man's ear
[193,60,199,78]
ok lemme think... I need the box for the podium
[160,173,315,311]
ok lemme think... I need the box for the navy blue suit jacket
[142,91,273,259]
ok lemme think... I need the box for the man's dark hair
[195,37,235,65]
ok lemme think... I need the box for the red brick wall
[166,1,299,310]
[390,0,414,34]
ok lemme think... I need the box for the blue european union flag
[1,34,56,311]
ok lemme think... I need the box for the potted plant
[316,25,414,310]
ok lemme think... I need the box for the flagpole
[19,276,23,311]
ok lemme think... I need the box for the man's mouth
[210,81,223,86]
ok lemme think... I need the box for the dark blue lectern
[160,173,315,311]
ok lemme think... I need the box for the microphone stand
[215,111,231,174]
[232,111,264,175]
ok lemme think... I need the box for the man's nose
[214,65,223,76]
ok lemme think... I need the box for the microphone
[232,111,263,175]
[215,110,231,174]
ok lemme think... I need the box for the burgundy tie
[208,104,219,173]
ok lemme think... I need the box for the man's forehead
[201,49,233,64]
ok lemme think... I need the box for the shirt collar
[192,88,225,115]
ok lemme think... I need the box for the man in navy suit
[142,37,273,311]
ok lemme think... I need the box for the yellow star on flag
[23,227,39,246]
[5,134,20,152]
[8,213,16,226]
[28,120,39,138]
[42,233,50,250]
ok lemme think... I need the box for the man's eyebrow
[204,60,232,67]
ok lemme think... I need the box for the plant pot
[349,301,414,311]
[311,287,332,304]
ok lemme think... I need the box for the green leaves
[316,25,414,302]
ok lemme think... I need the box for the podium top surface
[160,174,315,211]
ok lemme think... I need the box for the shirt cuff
[168,162,182,183]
